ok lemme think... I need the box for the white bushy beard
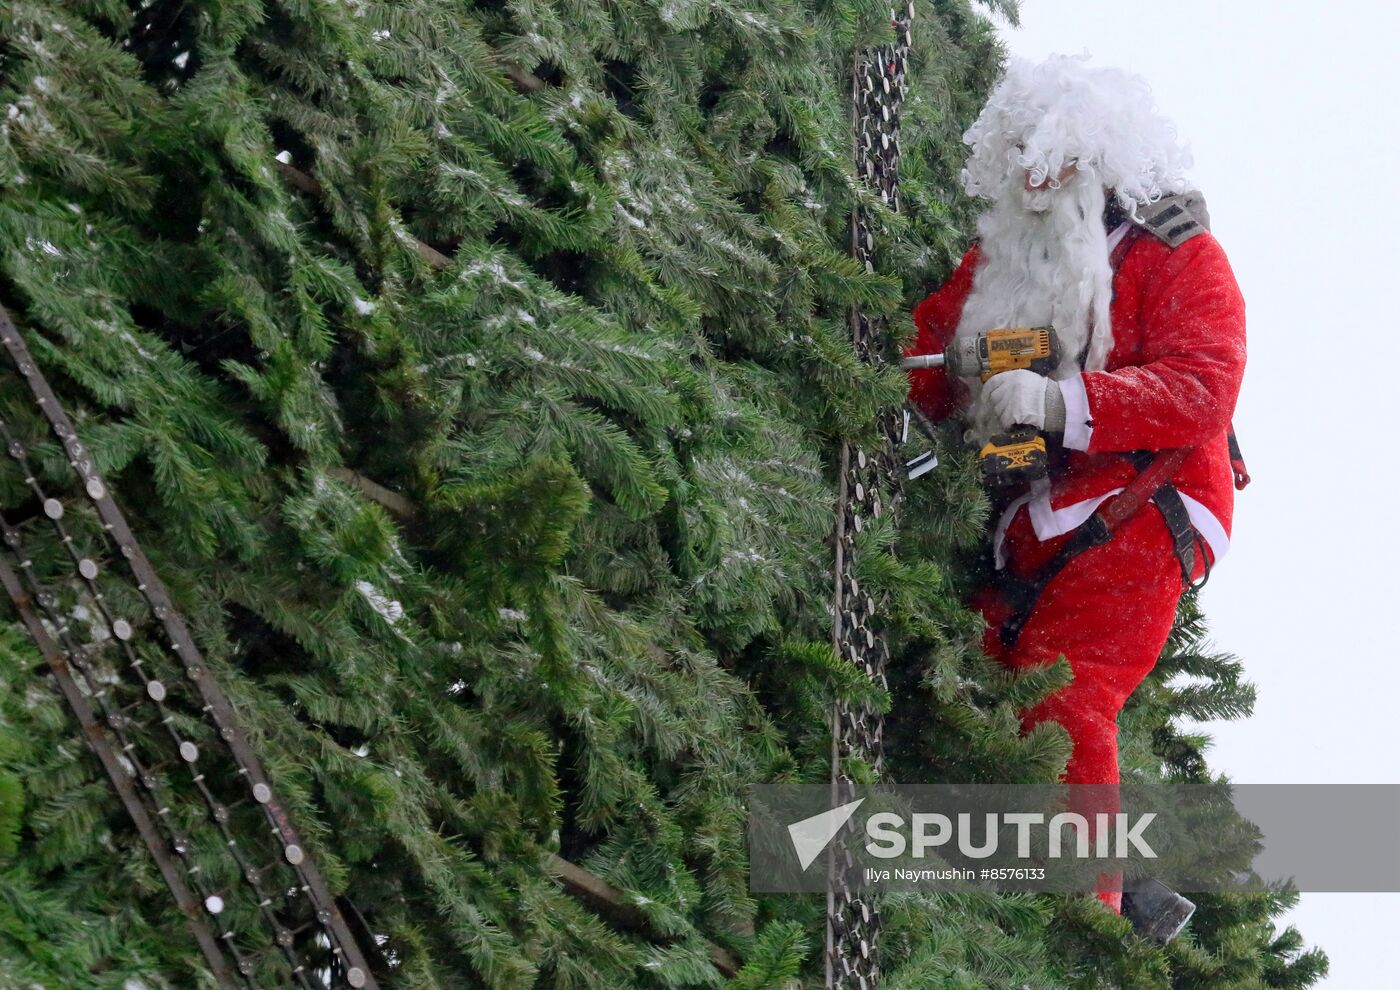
[956,173,1114,445]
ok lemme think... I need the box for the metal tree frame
[827,6,915,990]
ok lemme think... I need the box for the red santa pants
[971,501,1189,912]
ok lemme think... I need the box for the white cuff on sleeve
[1058,375,1093,451]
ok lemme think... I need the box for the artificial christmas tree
[0,1,1324,988]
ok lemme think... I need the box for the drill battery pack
[979,426,1049,486]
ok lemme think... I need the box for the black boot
[1122,876,1195,944]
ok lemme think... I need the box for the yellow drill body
[974,326,1060,380]
[902,326,1061,485]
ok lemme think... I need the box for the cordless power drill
[902,326,1062,486]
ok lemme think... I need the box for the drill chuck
[899,337,981,375]
[900,352,946,370]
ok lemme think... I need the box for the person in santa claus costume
[904,54,1247,923]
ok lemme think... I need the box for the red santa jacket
[905,227,1247,559]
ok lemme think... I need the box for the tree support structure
[827,7,916,990]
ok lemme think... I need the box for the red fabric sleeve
[905,246,980,422]
[1081,233,1246,452]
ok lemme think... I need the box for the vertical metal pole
[825,7,915,989]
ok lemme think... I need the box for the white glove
[982,369,1050,430]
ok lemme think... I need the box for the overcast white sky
[991,2,1400,982]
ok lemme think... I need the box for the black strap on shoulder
[1136,191,1211,248]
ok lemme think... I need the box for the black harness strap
[998,522,1108,649]
[997,449,1207,649]
[1124,450,1202,588]
[1227,426,1251,490]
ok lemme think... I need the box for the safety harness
[996,192,1251,648]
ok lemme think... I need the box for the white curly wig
[961,54,1192,212]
